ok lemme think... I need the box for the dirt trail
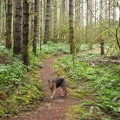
[9,56,77,120]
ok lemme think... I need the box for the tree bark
[13,0,23,55]
[22,0,30,66]
[69,0,75,54]
[33,0,39,55]
[6,0,13,49]
[39,0,42,50]
[44,0,50,44]
[53,0,57,41]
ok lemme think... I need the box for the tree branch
[86,0,120,50]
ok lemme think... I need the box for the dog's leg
[64,86,67,96]
[61,80,67,97]
[61,86,67,97]
[64,87,67,96]
[51,86,56,100]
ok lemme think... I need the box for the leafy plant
[56,51,120,119]
[0,44,44,117]
[41,41,69,55]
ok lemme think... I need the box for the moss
[0,62,44,117]
[0,106,5,116]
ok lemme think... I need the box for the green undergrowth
[0,41,70,117]
[41,41,69,56]
[0,41,71,117]
[0,44,44,117]
[0,41,119,118]
[54,53,120,120]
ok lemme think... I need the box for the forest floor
[1,47,119,120]
[7,55,78,120]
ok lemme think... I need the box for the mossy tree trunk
[22,0,30,66]
[86,0,93,43]
[44,0,50,44]
[60,0,66,41]
[13,0,23,55]
[52,0,57,41]
[6,0,13,49]
[33,0,39,55]
[99,0,103,42]
[0,0,2,34]
[39,0,42,50]
[30,0,34,50]
[69,0,75,54]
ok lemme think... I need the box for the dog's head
[48,80,54,89]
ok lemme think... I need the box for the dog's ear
[48,79,50,83]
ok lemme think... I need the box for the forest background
[0,0,120,119]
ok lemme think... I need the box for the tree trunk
[39,0,42,50]
[53,0,57,41]
[85,0,89,43]
[101,39,104,55]
[33,0,39,55]
[30,0,34,47]
[22,0,30,66]
[69,0,75,54]
[44,0,50,44]
[0,0,2,34]
[85,0,93,43]
[13,0,23,55]
[99,0,103,40]
[6,0,13,49]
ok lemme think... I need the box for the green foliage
[0,60,26,92]
[41,41,69,55]
[79,44,92,52]
[56,51,120,119]
[72,89,90,98]
[58,55,90,80]
[67,101,107,120]
[0,45,25,92]
[0,44,44,117]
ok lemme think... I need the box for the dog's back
[53,78,64,88]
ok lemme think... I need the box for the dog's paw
[61,95,65,97]
[62,93,67,97]
[51,96,53,100]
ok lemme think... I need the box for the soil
[7,56,78,120]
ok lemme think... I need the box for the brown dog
[48,78,67,99]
